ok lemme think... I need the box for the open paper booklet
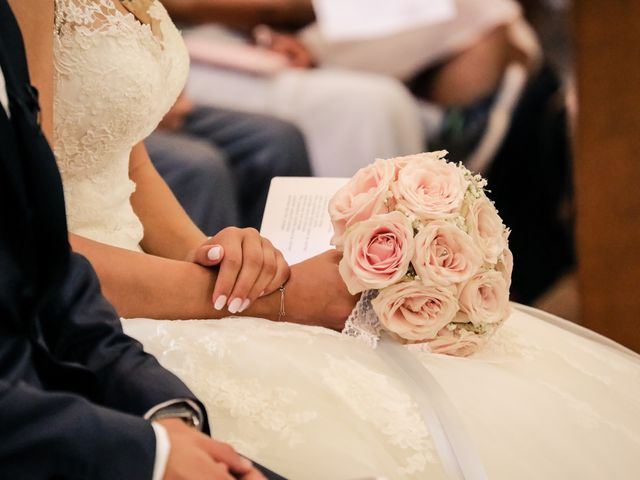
[259,176,348,265]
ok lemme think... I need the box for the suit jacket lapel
[0,32,31,224]
[0,0,70,317]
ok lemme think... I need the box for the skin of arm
[70,233,355,329]
[69,233,224,319]
[129,141,207,261]
[8,0,54,143]
[161,0,314,30]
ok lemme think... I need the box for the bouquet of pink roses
[329,151,512,357]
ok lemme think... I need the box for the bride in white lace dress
[44,1,640,479]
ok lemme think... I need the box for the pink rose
[339,212,414,294]
[391,150,448,171]
[329,159,395,248]
[391,155,468,220]
[426,322,490,357]
[371,281,458,342]
[412,220,483,286]
[466,196,508,264]
[459,270,511,326]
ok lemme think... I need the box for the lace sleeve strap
[55,0,120,34]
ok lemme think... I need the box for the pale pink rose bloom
[391,156,468,220]
[466,196,508,264]
[496,247,514,290]
[412,220,483,286]
[371,281,458,342]
[459,270,511,326]
[339,212,414,294]
[426,323,489,357]
[391,150,448,171]
[328,159,396,248]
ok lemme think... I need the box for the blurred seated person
[161,0,425,178]
[299,0,542,164]
[147,92,311,232]
[161,0,540,168]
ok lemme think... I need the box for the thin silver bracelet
[277,283,286,322]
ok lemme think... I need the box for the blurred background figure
[163,0,425,177]
[147,92,311,232]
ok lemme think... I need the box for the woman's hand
[283,250,358,330]
[188,227,289,314]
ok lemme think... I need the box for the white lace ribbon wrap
[342,289,383,347]
[343,289,434,353]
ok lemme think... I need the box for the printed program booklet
[260,176,348,265]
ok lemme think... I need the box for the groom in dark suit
[0,1,281,478]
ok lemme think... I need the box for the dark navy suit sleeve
[0,379,157,479]
[0,255,212,480]
[42,253,207,419]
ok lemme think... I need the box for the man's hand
[187,227,290,314]
[160,419,265,480]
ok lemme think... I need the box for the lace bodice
[53,0,189,249]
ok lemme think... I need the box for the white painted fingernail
[207,246,221,261]
[214,295,227,311]
[228,297,242,313]
[239,298,250,312]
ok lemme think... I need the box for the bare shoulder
[8,0,54,142]
[7,0,54,63]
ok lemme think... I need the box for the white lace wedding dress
[53,2,640,479]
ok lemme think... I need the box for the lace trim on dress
[55,0,163,44]
[138,325,319,457]
[320,355,436,475]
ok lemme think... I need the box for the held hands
[188,227,289,315]
[160,419,265,480]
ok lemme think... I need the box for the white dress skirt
[123,305,640,480]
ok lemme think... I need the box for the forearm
[162,0,314,30]
[69,233,281,320]
[129,142,206,261]
[70,233,215,319]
